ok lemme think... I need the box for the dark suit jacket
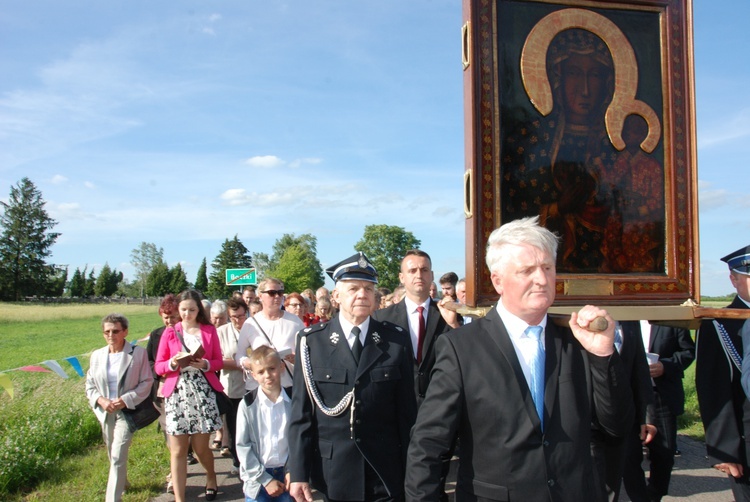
[406,308,633,502]
[288,316,417,501]
[372,298,451,403]
[696,297,750,468]
[641,323,695,416]
[618,323,657,425]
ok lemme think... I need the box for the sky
[1,0,748,298]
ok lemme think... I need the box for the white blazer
[85,341,153,425]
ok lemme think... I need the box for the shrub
[0,371,101,495]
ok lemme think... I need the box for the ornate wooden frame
[462,0,699,307]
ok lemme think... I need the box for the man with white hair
[289,252,417,502]
[406,216,633,501]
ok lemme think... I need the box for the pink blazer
[154,322,224,398]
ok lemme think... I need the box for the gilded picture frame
[462,0,699,307]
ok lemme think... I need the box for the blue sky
[1,1,747,298]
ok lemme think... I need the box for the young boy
[236,346,292,502]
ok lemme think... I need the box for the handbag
[121,344,160,432]
[212,387,233,415]
[122,398,160,432]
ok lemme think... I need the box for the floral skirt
[165,370,222,435]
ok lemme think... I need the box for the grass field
[0,304,160,371]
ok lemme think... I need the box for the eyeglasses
[229,313,247,320]
[288,303,303,308]
[262,290,284,297]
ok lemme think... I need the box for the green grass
[0,304,158,371]
[678,362,702,440]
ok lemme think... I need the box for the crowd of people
[84,221,750,502]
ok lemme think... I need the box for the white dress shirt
[338,315,370,350]
[403,296,430,360]
[257,388,290,469]
[496,300,547,392]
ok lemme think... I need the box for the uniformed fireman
[288,252,417,502]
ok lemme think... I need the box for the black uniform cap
[721,245,750,276]
[325,252,378,283]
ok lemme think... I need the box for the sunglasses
[262,289,284,297]
[288,303,303,308]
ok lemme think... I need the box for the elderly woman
[86,313,153,502]
[156,289,224,502]
[284,292,308,323]
[210,299,228,328]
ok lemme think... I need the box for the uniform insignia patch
[330,332,340,344]
[372,332,381,344]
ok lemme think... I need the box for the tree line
[0,178,421,301]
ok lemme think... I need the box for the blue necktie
[614,324,623,354]
[526,325,545,430]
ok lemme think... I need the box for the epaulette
[377,320,406,334]
[299,321,329,337]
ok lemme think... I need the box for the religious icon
[501,9,665,274]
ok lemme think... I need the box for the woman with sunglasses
[235,278,304,392]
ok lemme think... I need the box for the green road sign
[225,268,256,286]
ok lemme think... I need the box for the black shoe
[205,487,218,501]
[187,452,198,465]
[674,448,681,457]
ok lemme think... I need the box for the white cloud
[220,188,253,206]
[50,174,68,184]
[202,27,216,36]
[698,179,732,210]
[245,155,285,168]
[48,201,97,220]
[288,157,323,168]
[208,14,222,22]
[84,181,96,189]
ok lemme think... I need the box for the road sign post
[225,268,257,286]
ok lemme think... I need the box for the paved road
[152,434,734,501]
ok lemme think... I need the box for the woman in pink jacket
[156,289,224,501]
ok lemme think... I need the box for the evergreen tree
[169,263,189,294]
[69,267,86,297]
[146,261,171,296]
[0,178,61,300]
[355,224,421,290]
[208,235,253,299]
[194,257,209,293]
[95,263,123,297]
[84,268,96,297]
[44,265,67,297]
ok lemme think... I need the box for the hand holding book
[173,344,206,368]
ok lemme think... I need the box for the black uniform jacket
[288,315,417,501]
[696,297,750,468]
